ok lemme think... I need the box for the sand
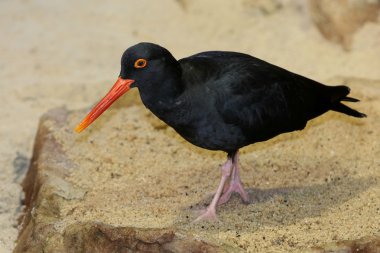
[0,0,379,252]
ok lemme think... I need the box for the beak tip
[74,124,85,133]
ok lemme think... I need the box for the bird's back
[171,51,365,151]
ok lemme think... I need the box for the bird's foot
[218,180,249,205]
[193,207,219,222]
[218,151,249,205]
[193,158,233,222]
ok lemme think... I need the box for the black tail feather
[327,85,366,118]
[342,96,360,102]
[328,85,350,103]
[331,103,367,118]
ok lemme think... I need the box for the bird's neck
[138,65,184,116]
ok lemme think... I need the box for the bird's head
[75,42,177,133]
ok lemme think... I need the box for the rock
[14,106,223,253]
[309,0,380,50]
[307,236,380,253]
[14,79,380,252]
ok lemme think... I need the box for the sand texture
[1,0,380,252]
[14,78,380,252]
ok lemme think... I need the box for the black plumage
[76,42,366,221]
[121,43,365,154]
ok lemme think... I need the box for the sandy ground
[0,0,379,252]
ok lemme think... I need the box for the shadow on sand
[188,175,375,231]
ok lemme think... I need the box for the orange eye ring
[134,58,147,68]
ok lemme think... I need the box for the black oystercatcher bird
[75,42,366,221]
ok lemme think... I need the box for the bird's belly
[172,119,247,152]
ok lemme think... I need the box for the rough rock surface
[307,236,380,253]
[309,0,380,50]
[14,78,380,252]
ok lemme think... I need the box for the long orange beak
[75,77,135,133]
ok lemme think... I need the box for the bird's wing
[179,51,330,138]
[178,51,253,90]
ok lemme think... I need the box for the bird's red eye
[134,58,147,68]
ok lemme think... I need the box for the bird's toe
[192,208,219,223]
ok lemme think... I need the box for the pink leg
[218,152,249,205]
[193,158,233,222]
